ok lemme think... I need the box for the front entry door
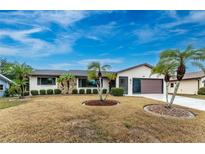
[119,77,128,94]
[133,78,141,94]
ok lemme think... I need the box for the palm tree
[160,45,205,107]
[87,62,111,101]
[59,73,75,94]
[57,75,65,88]
[105,72,117,92]
[151,59,177,104]
[4,63,32,98]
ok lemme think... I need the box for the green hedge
[198,87,205,95]
[40,89,46,95]
[111,88,124,96]
[23,91,29,96]
[47,89,53,95]
[54,89,61,94]
[31,90,39,96]
[102,89,107,94]
[79,89,85,94]
[86,89,92,94]
[72,89,78,94]
[93,89,98,94]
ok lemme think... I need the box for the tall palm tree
[105,72,117,92]
[60,73,75,94]
[4,63,32,98]
[160,45,205,107]
[151,59,177,104]
[87,62,111,101]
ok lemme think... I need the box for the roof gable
[117,63,153,73]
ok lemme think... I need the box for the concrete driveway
[134,94,205,111]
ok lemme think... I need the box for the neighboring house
[116,63,165,96]
[29,70,110,93]
[0,74,13,97]
[29,63,165,95]
[169,71,205,95]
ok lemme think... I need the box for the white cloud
[135,26,156,43]
[50,63,72,69]
[78,58,123,66]
[0,47,18,55]
[0,11,88,27]
[85,22,117,41]
[0,28,78,57]
[166,11,178,19]
[164,11,205,28]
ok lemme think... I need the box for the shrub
[72,89,78,94]
[3,89,10,97]
[47,89,53,95]
[23,91,29,96]
[102,89,107,94]
[31,90,39,96]
[111,88,124,96]
[79,89,85,94]
[40,89,46,95]
[93,89,98,94]
[86,89,92,94]
[54,89,61,94]
[198,87,205,95]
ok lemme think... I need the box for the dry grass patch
[0,95,205,143]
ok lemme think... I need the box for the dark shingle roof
[30,70,68,76]
[30,69,114,77]
[171,71,205,81]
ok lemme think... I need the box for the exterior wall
[199,77,205,88]
[0,79,9,97]
[168,79,199,95]
[76,78,109,93]
[29,76,109,93]
[29,76,58,91]
[116,65,165,96]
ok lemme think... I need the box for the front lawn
[0,97,28,109]
[178,94,205,100]
[0,95,205,143]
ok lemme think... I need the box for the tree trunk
[67,81,70,94]
[165,82,169,104]
[99,77,103,101]
[20,85,24,99]
[168,81,180,108]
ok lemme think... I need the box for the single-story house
[169,71,205,95]
[29,63,165,95]
[0,74,13,97]
[29,69,111,93]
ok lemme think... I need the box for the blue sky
[0,10,205,72]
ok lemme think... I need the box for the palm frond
[191,62,205,72]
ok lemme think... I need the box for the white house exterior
[169,71,205,95]
[116,64,165,96]
[29,70,110,93]
[0,74,13,97]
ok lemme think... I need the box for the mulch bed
[144,104,195,119]
[82,100,119,106]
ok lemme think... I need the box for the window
[170,83,174,88]
[37,77,56,85]
[78,78,102,87]
[0,84,3,90]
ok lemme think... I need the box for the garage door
[141,79,163,94]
